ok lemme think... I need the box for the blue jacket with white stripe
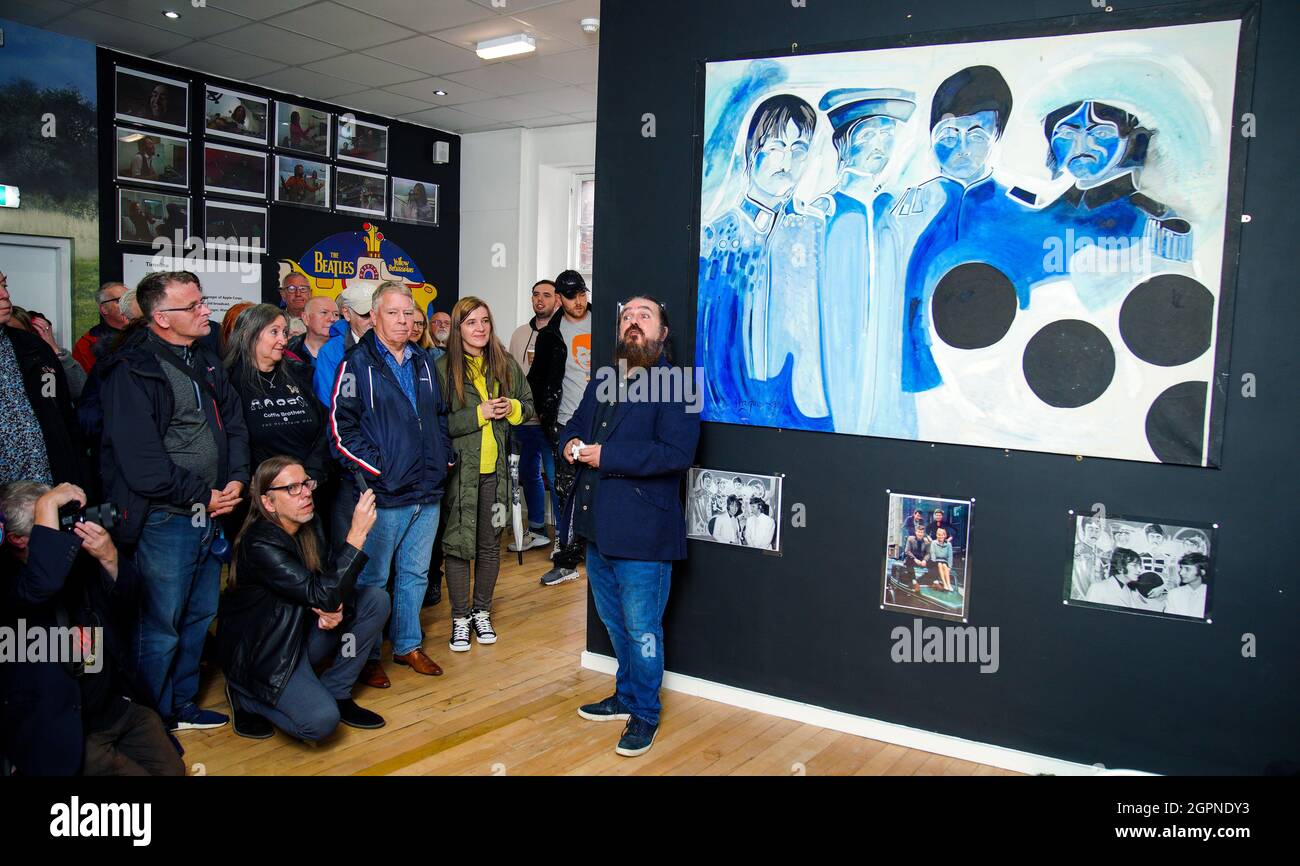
[328,329,452,507]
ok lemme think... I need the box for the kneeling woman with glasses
[219,456,388,741]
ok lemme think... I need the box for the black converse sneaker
[578,694,632,722]
[449,616,472,652]
[470,608,497,644]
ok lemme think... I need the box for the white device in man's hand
[570,441,585,462]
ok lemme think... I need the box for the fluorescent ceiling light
[163,10,180,18]
[475,33,536,60]
[434,90,447,96]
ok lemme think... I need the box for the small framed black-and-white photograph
[204,85,269,146]
[686,467,782,553]
[274,154,330,210]
[882,492,973,622]
[204,200,267,254]
[1065,512,1214,623]
[115,66,188,133]
[118,187,189,247]
[275,101,330,157]
[204,143,268,199]
[391,176,438,226]
[336,116,388,168]
[115,127,188,190]
[335,166,387,217]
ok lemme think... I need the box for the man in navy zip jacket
[330,282,452,681]
[99,271,249,732]
[560,296,700,757]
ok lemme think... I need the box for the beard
[615,328,663,370]
[433,328,450,345]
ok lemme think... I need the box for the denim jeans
[231,586,389,742]
[516,424,557,530]
[585,541,672,726]
[357,502,439,657]
[133,510,221,719]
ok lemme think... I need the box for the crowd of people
[0,265,699,772]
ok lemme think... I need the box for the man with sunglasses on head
[99,271,250,732]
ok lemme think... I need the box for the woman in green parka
[435,296,534,652]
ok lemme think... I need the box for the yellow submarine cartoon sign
[278,222,437,311]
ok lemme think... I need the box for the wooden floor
[183,542,1019,776]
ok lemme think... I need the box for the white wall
[458,128,524,336]
[458,122,596,337]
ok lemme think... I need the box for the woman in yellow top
[435,297,534,651]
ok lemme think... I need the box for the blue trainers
[169,703,229,731]
[615,716,658,757]
[578,694,632,722]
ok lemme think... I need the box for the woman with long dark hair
[435,296,533,652]
[223,304,330,532]
[218,456,386,741]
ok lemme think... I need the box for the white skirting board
[580,651,1154,776]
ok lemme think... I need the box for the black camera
[58,502,120,532]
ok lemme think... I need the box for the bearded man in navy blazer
[559,296,700,757]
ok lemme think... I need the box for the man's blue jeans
[357,502,438,657]
[133,510,221,719]
[516,424,557,530]
[585,541,672,726]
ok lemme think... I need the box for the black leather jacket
[525,311,575,443]
[218,519,368,706]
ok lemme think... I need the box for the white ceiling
[8,0,600,134]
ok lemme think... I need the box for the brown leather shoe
[392,648,443,676]
[360,659,391,689]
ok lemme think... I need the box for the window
[570,172,594,289]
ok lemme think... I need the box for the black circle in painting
[1119,274,1214,367]
[932,262,1018,350]
[1022,319,1116,408]
[1145,381,1207,465]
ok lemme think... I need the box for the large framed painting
[693,6,1256,466]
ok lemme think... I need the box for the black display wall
[589,0,1297,775]
[96,48,459,312]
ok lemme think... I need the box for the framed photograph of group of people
[686,467,783,553]
[882,492,973,622]
[1065,512,1214,622]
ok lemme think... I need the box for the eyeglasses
[267,478,318,496]
[98,296,125,308]
[282,286,310,294]
[157,297,211,315]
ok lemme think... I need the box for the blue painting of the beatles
[695,19,1242,466]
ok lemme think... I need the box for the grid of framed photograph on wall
[114,66,188,133]
[686,467,783,553]
[881,491,973,622]
[275,154,330,210]
[1064,511,1214,622]
[337,117,388,168]
[391,176,439,226]
[115,127,188,190]
[204,200,268,254]
[335,167,387,217]
[118,187,189,246]
[111,62,444,264]
[204,85,269,146]
[204,142,268,199]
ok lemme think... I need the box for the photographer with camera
[0,481,184,775]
